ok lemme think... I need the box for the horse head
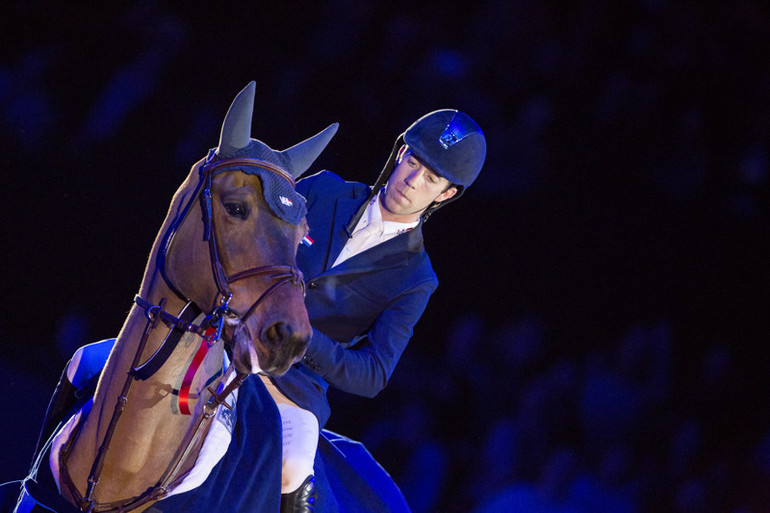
[151,82,335,376]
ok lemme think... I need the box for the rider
[272,108,486,512]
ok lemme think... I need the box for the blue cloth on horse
[5,337,411,513]
[7,377,283,513]
[144,376,283,512]
[313,430,411,513]
[0,480,21,513]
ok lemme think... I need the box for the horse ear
[216,81,256,157]
[282,122,339,179]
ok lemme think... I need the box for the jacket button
[302,355,319,371]
[308,281,317,289]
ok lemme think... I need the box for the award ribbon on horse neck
[178,326,218,415]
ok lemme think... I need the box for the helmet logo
[439,112,481,149]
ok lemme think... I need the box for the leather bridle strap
[201,157,296,186]
[155,152,299,307]
[129,298,205,380]
[230,265,305,325]
[76,297,174,512]
[198,156,299,314]
[59,371,239,513]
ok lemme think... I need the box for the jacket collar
[324,190,425,274]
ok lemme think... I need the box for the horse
[4,82,338,513]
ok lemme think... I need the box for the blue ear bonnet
[207,81,338,226]
[207,145,307,226]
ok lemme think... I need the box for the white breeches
[277,403,319,493]
[260,375,319,493]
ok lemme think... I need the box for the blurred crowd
[2,1,768,512]
[332,313,770,512]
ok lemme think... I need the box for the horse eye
[224,202,249,219]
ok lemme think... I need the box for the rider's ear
[434,186,457,204]
[395,145,409,164]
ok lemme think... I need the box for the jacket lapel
[325,195,365,272]
[312,183,426,276]
[324,224,424,277]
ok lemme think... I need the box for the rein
[63,155,305,512]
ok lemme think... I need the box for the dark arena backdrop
[1,3,768,512]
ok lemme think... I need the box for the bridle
[60,153,307,513]
[144,151,307,395]
[158,151,306,331]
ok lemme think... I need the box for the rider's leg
[34,339,116,456]
[277,404,318,492]
[260,376,319,512]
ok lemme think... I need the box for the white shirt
[332,190,419,267]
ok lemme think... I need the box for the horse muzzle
[258,320,311,375]
[229,318,310,376]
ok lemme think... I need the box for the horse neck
[63,167,228,502]
[106,280,191,390]
[66,276,223,502]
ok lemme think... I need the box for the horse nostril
[259,321,311,374]
[263,321,291,346]
[263,321,310,346]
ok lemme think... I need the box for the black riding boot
[280,475,316,513]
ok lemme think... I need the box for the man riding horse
[3,82,486,513]
[269,106,486,512]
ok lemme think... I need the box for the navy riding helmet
[346,109,486,233]
[403,109,486,192]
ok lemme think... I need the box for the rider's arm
[300,279,435,397]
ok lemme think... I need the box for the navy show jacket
[271,170,438,427]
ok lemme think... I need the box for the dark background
[1,2,768,512]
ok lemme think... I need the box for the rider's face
[379,148,457,223]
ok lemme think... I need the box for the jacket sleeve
[300,279,436,397]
